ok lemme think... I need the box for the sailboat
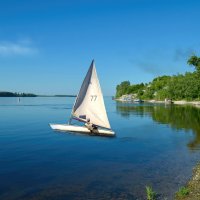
[49,60,115,136]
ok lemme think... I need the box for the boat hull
[49,124,115,137]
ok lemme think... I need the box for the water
[0,97,200,200]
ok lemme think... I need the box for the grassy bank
[175,163,200,200]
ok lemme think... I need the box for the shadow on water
[116,102,200,150]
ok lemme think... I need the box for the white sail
[72,60,111,129]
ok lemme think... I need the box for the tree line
[0,92,37,97]
[116,55,200,100]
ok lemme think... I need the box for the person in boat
[85,118,98,132]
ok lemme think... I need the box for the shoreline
[115,98,200,107]
[175,163,200,200]
[145,100,200,107]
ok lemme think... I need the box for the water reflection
[116,102,200,150]
[1,98,200,199]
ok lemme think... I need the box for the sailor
[85,118,98,132]
[85,118,93,131]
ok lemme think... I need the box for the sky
[0,0,200,95]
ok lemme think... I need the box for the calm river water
[0,97,200,200]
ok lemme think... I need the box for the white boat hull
[49,124,115,137]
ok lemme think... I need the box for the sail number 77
[91,95,97,101]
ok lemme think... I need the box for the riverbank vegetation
[116,55,200,101]
[175,163,200,200]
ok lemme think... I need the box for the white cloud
[0,40,38,56]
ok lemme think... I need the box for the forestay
[72,60,111,129]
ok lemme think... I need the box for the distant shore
[0,92,37,97]
[0,92,76,97]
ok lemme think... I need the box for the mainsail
[71,60,111,129]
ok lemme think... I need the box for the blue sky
[0,0,200,95]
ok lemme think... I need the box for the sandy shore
[145,100,200,107]
[173,100,200,106]
[116,98,200,107]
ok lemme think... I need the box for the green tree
[116,81,130,98]
[116,55,200,100]
[187,55,200,73]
